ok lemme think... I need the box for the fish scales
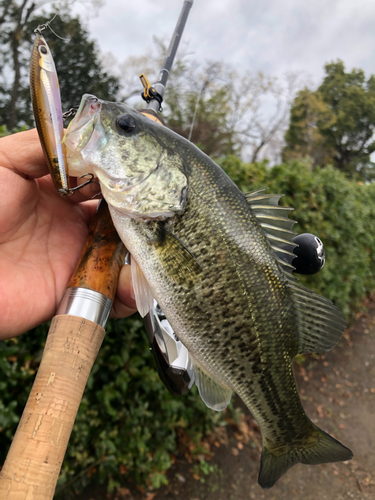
[64,96,353,488]
[131,151,305,438]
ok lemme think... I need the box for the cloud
[73,0,375,85]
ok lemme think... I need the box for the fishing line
[46,22,69,42]
[46,13,70,42]
[34,12,70,42]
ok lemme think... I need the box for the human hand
[0,129,136,340]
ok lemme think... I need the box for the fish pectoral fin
[190,355,232,411]
[258,424,353,489]
[130,255,154,318]
[288,282,347,355]
[154,230,202,287]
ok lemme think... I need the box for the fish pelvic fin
[130,255,154,318]
[258,424,353,489]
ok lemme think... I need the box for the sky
[71,0,375,88]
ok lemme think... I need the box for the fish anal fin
[190,355,232,411]
[259,424,353,489]
[130,256,154,318]
[288,282,347,355]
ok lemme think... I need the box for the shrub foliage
[219,156,375,317]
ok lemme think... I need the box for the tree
[113,41,239,158]
[0,0,38,130]
[283,61,375,180]
[114,39,300,161]
[283,88,336,167]
[163,64,301,162]
[0,4,120,130]
[163,60,238,157]
[230,71,302,163]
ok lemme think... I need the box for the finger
[0,130,103,205]
[110,299,137,319]
[110,264,137,319]
[0,129,49,179]
[71,198,101,225]
[0,167,39,240]
[36,176,99,225]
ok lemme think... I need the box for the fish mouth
[63,94,102,152]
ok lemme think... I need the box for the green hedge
[1,155,374,495]
[219,156,375,318]
[0,318,228,495]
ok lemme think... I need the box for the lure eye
[116,114,136,133]
[39,45,48,55]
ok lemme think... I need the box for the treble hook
[62,106,79,120]
[58,173,101,197]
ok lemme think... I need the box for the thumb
[110,264,137,318]
[0,129,48,179]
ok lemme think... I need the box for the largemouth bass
[64,94,353,488]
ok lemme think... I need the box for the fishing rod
[140,0,193,113]
[0,2,194,499]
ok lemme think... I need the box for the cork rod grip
[0,315,106,500]
[68,199,126,300]
[0,200,125,499]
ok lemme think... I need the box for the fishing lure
[30,27,95,195]
[30,28,70,194]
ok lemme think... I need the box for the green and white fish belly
[64,95,353,489]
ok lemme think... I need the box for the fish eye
[116,114,136,134]
[39,46,48,55]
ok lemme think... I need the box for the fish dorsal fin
[247,189,347,355]
[130,256,154,318]
[190,355,232,411]
[288,282,347,355]
[245,188,297,276]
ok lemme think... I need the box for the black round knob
[292,233,325,275]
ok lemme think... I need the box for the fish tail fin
[258,424,353,489]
